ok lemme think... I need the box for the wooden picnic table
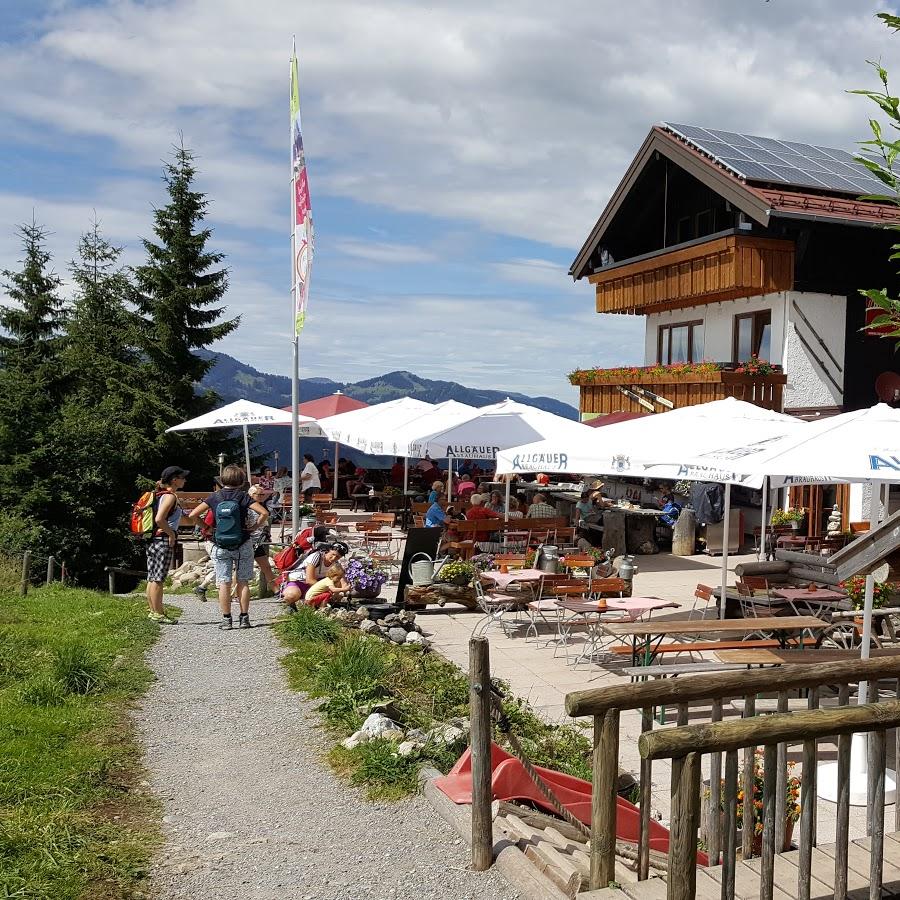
[715,646,900,666]
[602,615,828,667]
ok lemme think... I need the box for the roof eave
[569,126,772,281]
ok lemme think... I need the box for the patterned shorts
[146,537,174,583]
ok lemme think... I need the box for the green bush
[19,673,67,707]
[330,739,422,801]
[52,642,106,695]
[280,605,342,645]
[314,633,389,698]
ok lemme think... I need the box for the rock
[398,610,416,625]
[383,613,400,626]
[205,831,234,842]
[359,620,382,636]
[405,631,426,646]
[397,741,418,757]
[387,627,408,644]
[376,619,387,627]
[355,606,369,620]
[427,720,469,746]
[360,713,403,741]
[405,728,427,744]
[341,731,368,750]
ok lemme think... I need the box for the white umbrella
[166,399,316,477]
[678,403,900,805]
[496,398,806,621]
[317,397,433,453]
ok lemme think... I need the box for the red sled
[433,742,708,866]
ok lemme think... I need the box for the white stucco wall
[782,292,845,410]
[643,290,846,411]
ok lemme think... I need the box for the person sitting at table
[457,473,477,501]
[390,457,405,487]
[427,480,443,504]
[425,494,448,528]
[527,493,556,519]
[487,490,505,514]
[506,497,524,519]
[466,494,503,550]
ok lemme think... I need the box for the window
[658,321,703,364]
[733,310,772,363]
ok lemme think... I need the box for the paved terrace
[384,548,891,845]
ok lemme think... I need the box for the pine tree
[135,143,238,416]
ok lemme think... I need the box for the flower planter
[353,584,382,600]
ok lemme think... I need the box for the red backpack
[273,527,316,572]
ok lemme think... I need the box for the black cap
[160,466,189,483]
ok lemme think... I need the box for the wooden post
[45,556,54,586]
[638,706,652,881]
[722,749,739,900]
[741,695,756,860]
[760,743,777,900]
[834,730,851,900]
[774,690,788,852]
[708,697,723,867]
[469,636,493,872]
[870,729,886,900]
[19,551,30,597]
[798,735,815,900]
[671,507,696,557]
[107,569,116,595]
[590,708,620,889]
[667,751,701,900]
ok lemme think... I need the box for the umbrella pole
[759,477,768,561]
[333,442,339,499]
[403,458,409,494]
[242,425,252,482]
[504,478,511,547]
[719,482,731,620]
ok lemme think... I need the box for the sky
[0,0,898,403]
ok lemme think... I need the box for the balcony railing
[570,365,787,416]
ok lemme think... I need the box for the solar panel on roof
[664,122,887,197]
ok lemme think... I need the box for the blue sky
[0,0,896,400]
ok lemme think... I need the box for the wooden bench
[609,637,801,658]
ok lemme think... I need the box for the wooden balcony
[572,367,787,416]
[589,233,794,315]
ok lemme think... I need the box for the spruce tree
[135,143,238,416]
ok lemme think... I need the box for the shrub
[53,642,106,695]
[314,634,389,698]
[19,673,68,706]
[280,605,341,644]
[333,738,422,800]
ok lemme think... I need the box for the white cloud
[492,257,580,292]
[334,238,437,265]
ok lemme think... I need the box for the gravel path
[136,595,519,900]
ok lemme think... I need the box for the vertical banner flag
[291,46,313,335]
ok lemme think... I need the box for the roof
[585,411,649,427]
[283,392,369,419]
[570,124,900,280]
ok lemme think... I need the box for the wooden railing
[565,656,900,896]
[574,370,787,416]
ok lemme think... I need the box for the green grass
[276,608,594,800]
[0,582,161,899]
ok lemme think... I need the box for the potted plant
[703,753,800,853]
[840,575,893,635]
[771,508,805,531]
[471,553,497,573]
[345,556,389,599]
[298,503,315,528]
[737,754,801,853]
[435,559,477,587]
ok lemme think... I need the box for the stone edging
[418,766,568,900]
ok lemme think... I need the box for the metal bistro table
[769,586,850,618]
[601,615,829,668]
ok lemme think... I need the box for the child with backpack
[185,465,269,630]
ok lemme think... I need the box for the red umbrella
[585,411,649,427]
[282,392,369,497]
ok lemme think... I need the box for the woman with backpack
[185,465,269,630]
[145,466,189,625]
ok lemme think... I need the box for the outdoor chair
[689,583,716,620]
[364,532,401,579]
[312,493,332,509]
[492,554,528,570]
[561,555,596,577]
[371,512,396,528]
[736,583,789,639]
[473,577,524,638]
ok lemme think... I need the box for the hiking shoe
[193,585,208,602]
[219,615,233,630]
[148,612,178,625]
[238,613,252,629]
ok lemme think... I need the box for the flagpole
[290,39,300,534]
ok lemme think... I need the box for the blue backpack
[213,495,245,549]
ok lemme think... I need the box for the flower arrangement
[734,355,775,376]
[568,361,721,385]
[770,507,805,527]
[345,557,389,597]
[298,503,315,517]
[435,559,477,586]
[471,553,497,573]
[381,486,400,498]
[734,753,801,840]
[839,575,893,610]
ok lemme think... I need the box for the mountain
[199,351,577,466]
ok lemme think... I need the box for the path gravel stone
[136,596,519,900]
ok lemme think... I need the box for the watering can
[410,552,450,586]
